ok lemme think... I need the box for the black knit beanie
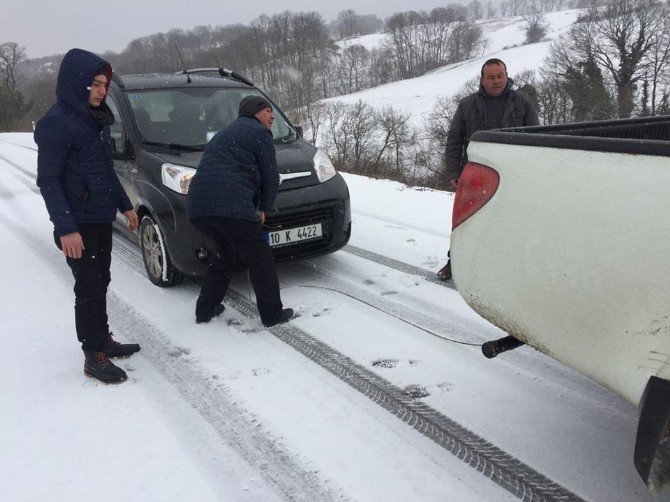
[238,95,273,118]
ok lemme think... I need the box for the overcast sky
[1,0,461,59]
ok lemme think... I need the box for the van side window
[106,97,125,153]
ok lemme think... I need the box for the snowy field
[0,132,658,501]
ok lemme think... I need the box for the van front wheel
[139,215,184,287]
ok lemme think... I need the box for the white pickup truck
[450,115,670,493]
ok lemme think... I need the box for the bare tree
[335,44,370,95]
[547,0,666,118]
[0,42,26,91]
[509,0,525,15]
[343,100,377,169]
[374,106,412,172]
[322,101,351,167]
[468,0,484,20]
[385,9,483,79]
[536,77,572,124]
[642,7,670,115]
[334,9,359,39]
[523,12,548,44]
[0,42,31,131]
[368,47,396,87]
[303,102,326,144]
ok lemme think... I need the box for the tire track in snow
[343,244,456,290]
[0,212,343,502]
[0,152,40,189]
[111,231,582,502]
[282,259,483,347]
[0,140,37,152]
[225,291,582,502]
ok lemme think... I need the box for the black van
[106,69,351,286]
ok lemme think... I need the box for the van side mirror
[294,125,303,139]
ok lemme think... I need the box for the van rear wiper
[143,141,206,151]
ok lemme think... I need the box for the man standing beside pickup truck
[35,48,141,384]
[438,58,539,280]
[187,95,294,327]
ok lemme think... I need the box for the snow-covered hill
[328,9,581,127]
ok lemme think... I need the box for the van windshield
[126,88,295,147]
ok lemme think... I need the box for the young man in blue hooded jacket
[35,48,140,384]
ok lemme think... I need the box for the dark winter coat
[187,116,279,222]
[444,80,539,180]
[35,48,132,237]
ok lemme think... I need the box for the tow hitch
[482,335,525,358]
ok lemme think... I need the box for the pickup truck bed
[450,115,670,492]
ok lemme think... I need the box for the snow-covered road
[0,133,656,502]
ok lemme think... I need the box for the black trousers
[55,224,112,351]
[191,217,283,325]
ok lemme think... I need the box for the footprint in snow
[168,346,191,358]
[218,368,270,380]
[403,384,430,399]
[372,358,398,368]
[309,304,337,318]
[372,358,420,369]
[436,382,453,393]
[241,327,265,334]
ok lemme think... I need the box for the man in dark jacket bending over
[187,95,294,327]
[35,48,140,384]
[438,58,539,280]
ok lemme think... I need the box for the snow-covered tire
[139,215,184,287]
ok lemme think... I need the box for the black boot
[437,260,452,280]
[84,351,128,384]
[196,303,225,324]
[263,308,295,328]
[103,332,141,358]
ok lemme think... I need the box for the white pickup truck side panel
[451,141,670,406]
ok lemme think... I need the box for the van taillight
[452,162,499,229]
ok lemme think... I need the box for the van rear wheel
[139,215,184,287]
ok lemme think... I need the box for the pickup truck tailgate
[451,140,670,408]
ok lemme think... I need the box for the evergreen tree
[563,57,615,121]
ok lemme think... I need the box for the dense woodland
[1,0,669,188]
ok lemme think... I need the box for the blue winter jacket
[187,116,280,222]
[35,48,132,237]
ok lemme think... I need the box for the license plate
[265,223,323,247]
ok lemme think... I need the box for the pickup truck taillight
[452,162,499,229]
